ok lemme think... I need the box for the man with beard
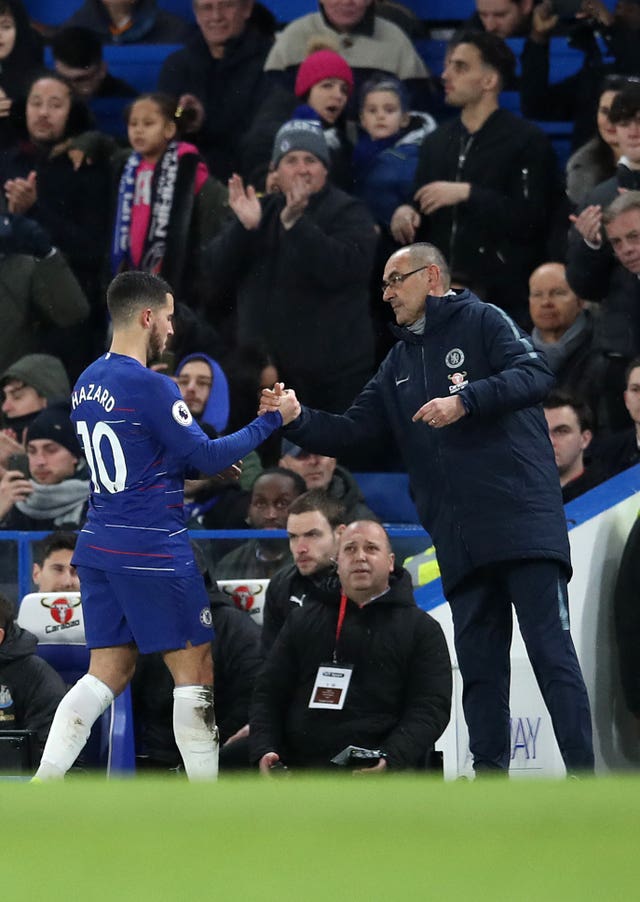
[261,489,345,653]
[33,270,300,783]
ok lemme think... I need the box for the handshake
[258,383,301,425]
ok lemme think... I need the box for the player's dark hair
[32,531,78,567]
[288,489,345,528]
[0,593,15,631]
[107,271,173,324]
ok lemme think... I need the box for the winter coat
[250,566,452,768]
[262,561,340,654]
[411,109,557,318]
[285,289,570,596]
[204,183,376,408]
[0,249,89,370]
[0,621,66,750]
[354,112,436,227]
[158,27,274,181]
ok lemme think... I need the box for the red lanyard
[333,593,348,663]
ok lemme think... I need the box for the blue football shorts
[76,566,214,654]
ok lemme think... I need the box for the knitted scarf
[111,140,180,275]
[15,478,89,525]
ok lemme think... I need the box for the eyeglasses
[381,266,428,294]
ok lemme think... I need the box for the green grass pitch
[3,774,638,901]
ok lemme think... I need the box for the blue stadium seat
[263,0,316,22]
[158,0,195,21]
[25,0,77,26]
[410,0,473,20]
[44,44,182,94]
[17,592,136,775]
[352,472,421,524]
[103,44,182,93]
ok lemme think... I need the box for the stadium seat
[44,44,182,94]
[410,0,473,21]
[17,592,136,775]
[352,472,421,524]
[25,0,77,26]
[263,0,316,23]
[158,0,195,21]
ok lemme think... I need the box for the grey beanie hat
[271,119,330,169]
[1,354,71,401]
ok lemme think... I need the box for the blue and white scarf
[111,140,180,275]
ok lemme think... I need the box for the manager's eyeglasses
[381,266,428,293]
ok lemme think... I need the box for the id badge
[308,663,353,710]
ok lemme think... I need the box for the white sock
[35,674,114,780]
[173,685,219,781]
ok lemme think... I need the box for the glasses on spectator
[381,266,428,293]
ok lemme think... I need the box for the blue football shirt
[70,352,281,576]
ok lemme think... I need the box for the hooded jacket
[174,352,230,435]
[0,621,66,749]
[285,289,570,596]
[250,566,451,768]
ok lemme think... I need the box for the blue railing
[6,526,430,604]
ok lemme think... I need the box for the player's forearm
[188,412,282,476]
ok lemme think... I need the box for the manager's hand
[413,395,466,428]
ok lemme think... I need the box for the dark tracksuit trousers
[449,558,594,774]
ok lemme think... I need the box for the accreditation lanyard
[308,593,353,710]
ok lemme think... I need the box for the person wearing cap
[242,43,355,191]
[279,438,375,524]
[263,0,432,116]
[205,119,377,414]
[0,354,72,468]
[0,403,90,530]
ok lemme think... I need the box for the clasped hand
[259,383,301,425]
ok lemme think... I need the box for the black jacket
[412,109,557,318]
[0,141,112,312]
[286,290,570,596]
[566,165,640,358]
[250,567,451,769]
[205,184,377,403]
[262,561,341,654]
[158,27,273,181]
[0,622,66,751]
[613,515,640,716]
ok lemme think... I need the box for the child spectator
[353,75,436,231]
[112,92,228,306]
[243,42,355,191]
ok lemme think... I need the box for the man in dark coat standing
[251,520,452,772]
[205,119,377,413]
[268,241,594,776]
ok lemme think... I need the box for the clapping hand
[280,174,312,230]
[228,173,262,230]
